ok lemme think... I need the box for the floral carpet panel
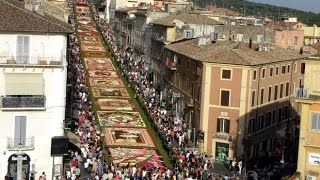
[89,78,124,88]
[97,111,145,128]
[84,58,115,71]
[96,99,134,111]
[92,87,129,98]
[109,148,157,166]
[104,128,155,148]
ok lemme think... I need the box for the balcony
[165,59,177,70]
[294,88,309,99]
[1,96,46,110]
[7,137,35,151]
[0,56,64,66]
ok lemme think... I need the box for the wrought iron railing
[0,56,64,65]
[294,87,309,99]
[1,96,46,109]
[7,137,35,150]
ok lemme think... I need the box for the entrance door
[7,154,31,180]
[215,142,229,163]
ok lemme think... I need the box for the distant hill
[194,0,320,26]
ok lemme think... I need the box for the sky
[248,0,320,13]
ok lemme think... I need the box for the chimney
[300,47,303,55]
[249,38,252,49]
[36,4,45,16]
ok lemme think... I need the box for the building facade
[165,39,307,163]
[303,24,320,45]
[295,56,320,180]
[0,0,72,179]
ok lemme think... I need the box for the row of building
[98,0,320,178]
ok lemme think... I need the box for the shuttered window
[5,73,44,95]
[217,118,230,133]
[311,113,320,131]
[14,116,27,147]
[16,36,30,64]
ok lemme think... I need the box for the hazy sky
[248,0,320,13]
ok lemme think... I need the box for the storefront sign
[308,153,320,165]
[213,133,232,141]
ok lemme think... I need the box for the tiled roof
[150,12,223,27]
[165,39,307,65]
[0,0,73,33]
[115,7,138,13]
[206,5,241,16]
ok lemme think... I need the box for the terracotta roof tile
[150,12,223,27]
[0,0,73,33]
[165,39,307,65]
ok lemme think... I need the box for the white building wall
[0,34,67,61]
[0,33,67,179]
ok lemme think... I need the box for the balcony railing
[7,137,35,151]
[0,56,64,66]
[1,96,46,110]
[294,88,309,99]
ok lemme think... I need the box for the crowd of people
[65,0,240,179]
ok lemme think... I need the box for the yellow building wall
[302,25,320,45]
[166,27,176,42]
[304,60,320,97]
[297,103,320,179]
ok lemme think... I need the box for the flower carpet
[97,111,145,127]
[75,0,164,167]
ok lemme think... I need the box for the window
[276,66,279,75]
[221,69,232,79]
[249,119,256,134]
[281,66,286,74]
[251,91,256,107]
[220,90,230,106]
[301,63,305,74]
[266,112,271,127]
[311,113,320,131]
[294,36,298,45]
[269,67,273,77]
[285,82,290,96]
[217,118,230,133]
[272,110,276,124]
[253,70,257,80]
[268,86,272,102]
[262,68,266,78]
[287,65,290,73]
[260,88,264,104]
[278,108,282,122]
[178,58,181,65]
[258,115,264,130]
[294,63,297,72]
[283,106,289,119]
[17,36,30,64]
[280,84,283,98]
[14,116,27,147]
[274,85,278,100]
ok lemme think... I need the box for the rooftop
[150,12,223,27]
[0,0,73,33]
[165,39,307,65]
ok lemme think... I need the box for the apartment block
[164,38,307,163]
[0,0,72,179]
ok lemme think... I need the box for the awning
[5,73,43,95]
[65,130,80,148]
